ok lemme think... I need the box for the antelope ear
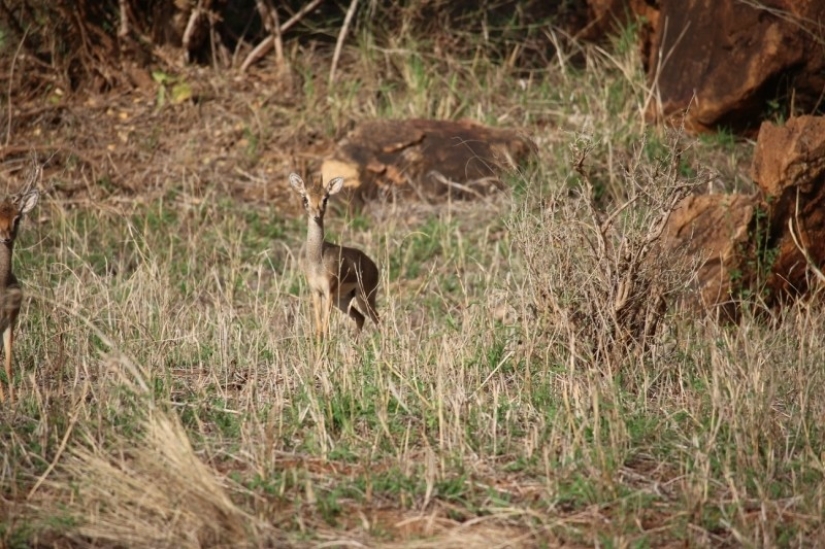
[326,177,345,196]
[17,190,39,214]
[288,173,306,194]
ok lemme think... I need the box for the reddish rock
[752,116,825,300]
[663,193,757,318]
[321,119,534,203]
[646,0,825,133]
[664,116,825,317]
[579,0,659,43]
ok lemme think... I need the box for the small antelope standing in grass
[0,179,39,403]
[289,172,379,339]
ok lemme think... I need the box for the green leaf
[171,82,193,104]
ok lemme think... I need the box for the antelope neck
[0,241,13,288]
[305,214,326,265]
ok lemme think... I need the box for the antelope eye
[301,197,308,207]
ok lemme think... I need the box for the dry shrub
[53,409,263,548]
[517,133,696,370]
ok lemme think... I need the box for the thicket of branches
[0,0,585,96]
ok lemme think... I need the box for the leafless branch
[255,0,284,69]
[240,0,325,72]
[5,25,29,148]
[182,0,204,64]
[329,0,359,84]
[118,0,129,38]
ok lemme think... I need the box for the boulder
[752,115,825,300]
[645,0,825,134]
[663,193,756,319]
[321,119,534,203]
[664,115,825,317]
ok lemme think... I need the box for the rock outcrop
[321,119,534,203]
[663,193,756,319]
[752,115,825,300]
[642,0,825,134]
[664,115,825,316]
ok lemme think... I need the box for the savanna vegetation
[1,2,823,547]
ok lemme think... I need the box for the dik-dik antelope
[288,173,379,339]
[0,175,39,402]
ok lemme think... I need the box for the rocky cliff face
[584,0,825,134]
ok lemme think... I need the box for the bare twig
[428,171,496,202]
[642,16,691,131]
[21,160,43,195]
[240,0,325,72]
[182,0,204,64]
[208,9,229,69]
[27,385,86,499]
[788,188,825,284]
[329,0,360,84]
[5,25,29,147]
[255,0,284,69]
[788,218,825,284]
[118,0,129,39]
[0,144,67,162]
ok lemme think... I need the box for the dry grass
[1,17,824,549]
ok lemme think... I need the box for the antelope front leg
[321,290,334,339]
[311,291,323,339]
[3,327,12,403]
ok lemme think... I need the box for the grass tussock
[58,411,258,548]
[1,17,824,549]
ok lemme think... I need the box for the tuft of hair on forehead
[0,202,18,233]
[0,199,17,217]
[306,176,328,192]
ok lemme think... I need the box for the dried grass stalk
[58,411,260,548]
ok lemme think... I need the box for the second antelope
[289,172,379,339]
[0,176,39,403]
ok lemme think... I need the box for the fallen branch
[329,0,359,84]
[182,0,204,64]
[255,0,284,69]
[240,0,325,72]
